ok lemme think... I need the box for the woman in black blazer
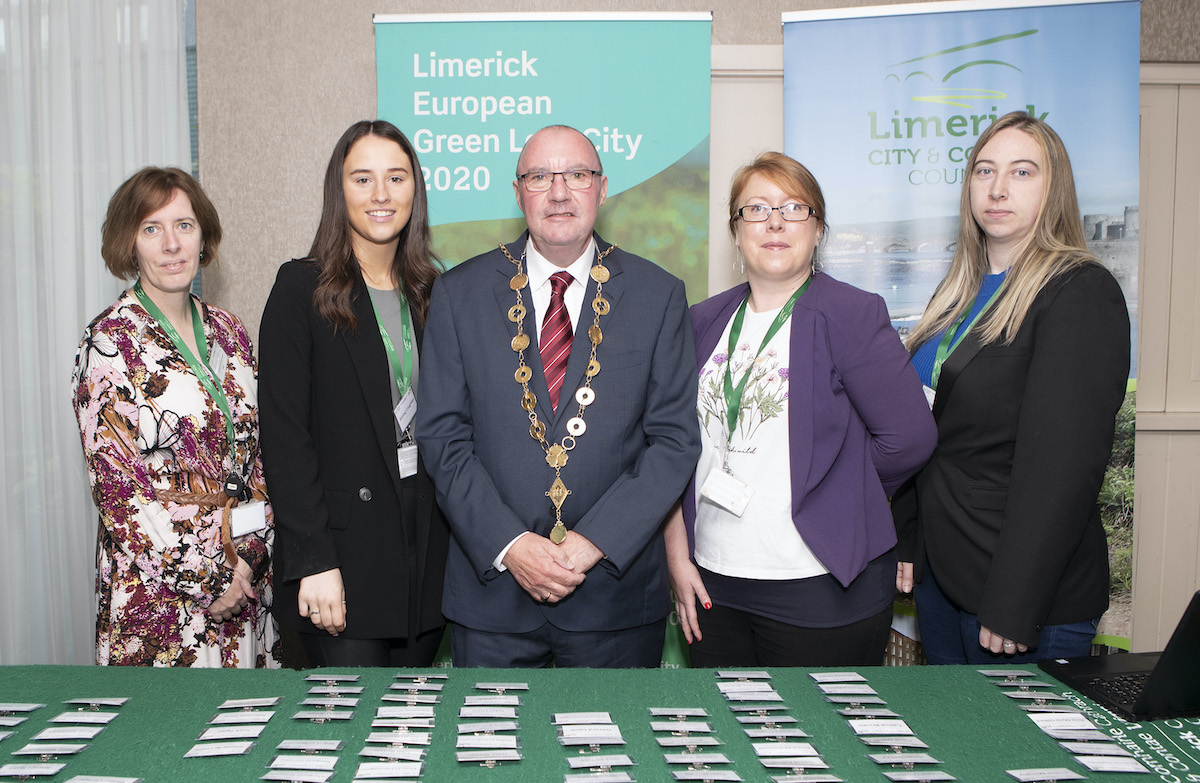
[894,111,1129,664]
[259,120,448,666]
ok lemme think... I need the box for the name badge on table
[231,500,267,538]
[699,468,753,517]
[393,389,416,432]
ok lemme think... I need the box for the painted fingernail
[703,602,712,610]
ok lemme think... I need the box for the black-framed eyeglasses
[517,169,601,192]
[737,203,818,222]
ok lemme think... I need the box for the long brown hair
[906,111,1095,350]
[309,120,438,332]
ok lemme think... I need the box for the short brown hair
[101,167,222,280]
[727,151,826,240]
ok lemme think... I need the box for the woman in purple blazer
[665,152,936,667]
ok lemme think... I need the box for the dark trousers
[299,626,444,668]
[450,620,665,668]
[687,602,892,668]
[915,563,1098,665]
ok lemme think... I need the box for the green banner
[375,12,711,301]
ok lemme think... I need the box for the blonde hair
[906,111,1095,350]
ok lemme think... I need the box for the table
[2,664,1198,782]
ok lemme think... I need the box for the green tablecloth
[1,664,1197,781]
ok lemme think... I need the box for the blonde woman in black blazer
[259,121,448,667]
[893,112,1129,664]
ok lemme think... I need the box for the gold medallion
[549,522,567,544]
[575,387,595,406]
[530,420,546,440]
[590,265,610,284]
[567,417,586,436]
[586,358,601,377]
[508,304,526,322]
[510,273,528,291]
[515,366,532,383]
[521,391,537,412]
[592,297,610,315]
[511,333,530,352]
[588,325,603,345]
[546,477,571,510]
[545,443,569,468]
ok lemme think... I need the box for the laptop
[1039,590,1200,720]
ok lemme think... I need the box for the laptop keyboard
[1089,672,1150,704]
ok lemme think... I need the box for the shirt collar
[526,236,597,292]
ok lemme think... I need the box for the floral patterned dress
[72,290,279,667]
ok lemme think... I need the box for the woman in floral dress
[664,152,936,667]
[72,167,278,667]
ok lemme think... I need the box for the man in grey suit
[417,125,700,667]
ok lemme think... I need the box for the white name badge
[393,389,417,432]
[398,445,419,479]
[230,500,267,538]
[699,468,753,517]
[922,384,936,409]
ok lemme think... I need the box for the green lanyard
[722,279,811,438]
[930,283,1005,390]
[132,281,236,454]
[369,287,414,399]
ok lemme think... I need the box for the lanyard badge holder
[369,287,419,479]
[699,280,810,518]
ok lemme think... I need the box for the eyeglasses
[517,169,601,192]
[737,203,818,222]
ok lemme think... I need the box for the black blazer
[894,262,1129,646]
[258,259,448,639]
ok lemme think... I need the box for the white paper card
[12,743,87,756]
[650,720,712,733]
[259,771,332,783]
[229,500,267,538]
[219,698,280,710]
[566,755,634,769]
[699,468,753,516]
[663,752,730,765]
[32,726,103,740]
[753,742,818,757]
[49,712,118,725]
[209,710,274,725]
[565,774,633,783]
[883,772,957,781]
[64,777,143,783]
[657,735,722,747]
[809,672,867,683]
[397,444,418,479]
[459,706,517,719]
[359,747,426,761]
[269,755,337,771]
[0,764,66,777]
[849,719,913,736]
[458,721,520,733]
[355,761,425,778]
[1074,755,1151,773]
[63,698,129,708]
[183,740,255,757]
[1058,741,1131,756]
[199,725,264,741]
[276,740,344,752]
[463,694,520,706]
[393,391,417,433]
[672,772,742,782]
[457,734,518,749]
[1005,769,1086,782]
[869,752,940,765]
[1027,713,1094,731]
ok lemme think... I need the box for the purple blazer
[683,274,936,587]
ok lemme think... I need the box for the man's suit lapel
[343,278,406,499]
[932,330,983,419]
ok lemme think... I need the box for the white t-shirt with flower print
[693,302,829,580]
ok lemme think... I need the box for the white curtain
[0,0,190,664]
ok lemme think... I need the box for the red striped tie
[540,271,573,411]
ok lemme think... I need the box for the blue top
[911,270,1007,387]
